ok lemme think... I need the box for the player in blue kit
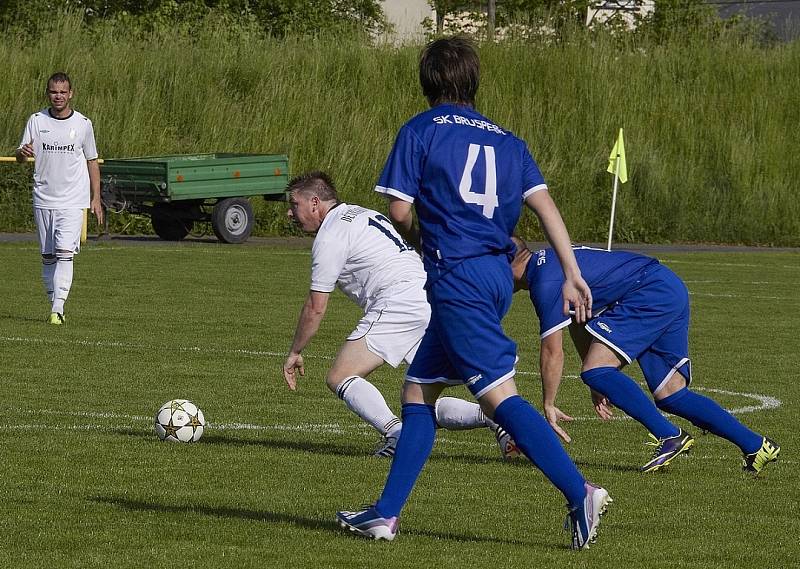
[337,36,611,550]
[510,237,780,475]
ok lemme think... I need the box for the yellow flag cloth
[607,128,628,184]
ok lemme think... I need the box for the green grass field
[0,238,797,568]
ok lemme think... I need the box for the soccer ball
[154,399,206,443]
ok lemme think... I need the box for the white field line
[661,258,800,269]
[0,336,783,416]
[0,335,333,360]
[2,335,785,414]
[0,384,781,438]
[684,280,774,285]
[689,292,784,300]
[0,415,791,464]
[3,245,310,256]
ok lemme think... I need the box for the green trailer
[100,153,289,243]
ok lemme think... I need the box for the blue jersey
[375,104,547,274]
[526,247,659,337]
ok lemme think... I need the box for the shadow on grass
[573,459,643,474]
[89,495,548,547]
[0,311,50,323]
[114,428,533,467]
[114,428,372,458]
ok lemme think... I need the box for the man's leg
[34,209,58,316]
[373,381,444,517]
[50,209,83,319]
[51,248,74,316]
[481,380,611,550]
[42,254,56,303]
[434,396,521,458]
[581,340,681,440]
[480,380,588,506]
[336,380,444,541]
[654,373,765,456]
[326,337,401,443]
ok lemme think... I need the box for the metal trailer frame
[100,153,289,243]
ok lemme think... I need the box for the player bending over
[281,172,514,458]
[511,237,780,475]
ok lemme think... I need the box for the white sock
[51,253,74,315]
[435,396,495,430]
[336,376,401,437]
[41,257,57,302]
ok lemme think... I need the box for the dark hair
[419,36,479,107]
[286,171,338,202]
[47,71,72,90]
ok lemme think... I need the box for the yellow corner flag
[607,128,628,184]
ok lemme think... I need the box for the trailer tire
[212,198,254,244]
[151,204,192,241]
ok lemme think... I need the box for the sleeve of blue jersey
[374,126,424,203]
[532,284,571,339]
[520,145,548,200]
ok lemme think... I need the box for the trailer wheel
[151,204,193,241]
[212,198,254,244]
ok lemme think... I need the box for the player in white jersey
[282,171,515,457]
[16,72,103,325]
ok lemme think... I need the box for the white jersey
[18,108,99,209]
[311,203,426,311]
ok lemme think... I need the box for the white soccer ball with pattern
[154,399,206,443]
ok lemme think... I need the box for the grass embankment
[2,16,798,244]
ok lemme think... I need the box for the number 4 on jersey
[459,143,498,219]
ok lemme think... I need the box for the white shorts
[347,279,431,367]
[34,208,83,255]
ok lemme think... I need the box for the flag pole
[607,158,620,251]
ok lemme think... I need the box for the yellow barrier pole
[0,156,104,163]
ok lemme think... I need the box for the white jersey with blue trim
[18,108,98,209]
[527,246,660,338]
[310,203,425,312]
[375,103,547,270]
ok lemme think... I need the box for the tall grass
[2,14,798,244]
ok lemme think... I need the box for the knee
[42,254,56,263]
[55,250,73,261]
[654,373,688,402]
[655,387,689,411]
[580,366,616,387]
[325,374,345,393]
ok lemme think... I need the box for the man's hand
[90,197,104,226]
[16,143,34,162]
[544,404,574,443]
[562,275,592,324]
[282,352,305,391]
[590,389,614,420]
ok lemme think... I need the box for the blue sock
[656,388,762,453]
[375,403,436,518]
[581,367,679,439]
[494,395,585,508]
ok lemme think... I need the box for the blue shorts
[406,254,517,399]
[585,264,692,395]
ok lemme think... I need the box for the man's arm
[568,324,614,420]
[282,290,330,390]
[525,190,592,322]
[540,328,575,443]
[87,159,103,225]
[387,197,420,251]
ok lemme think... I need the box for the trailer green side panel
[101,153,289,203]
